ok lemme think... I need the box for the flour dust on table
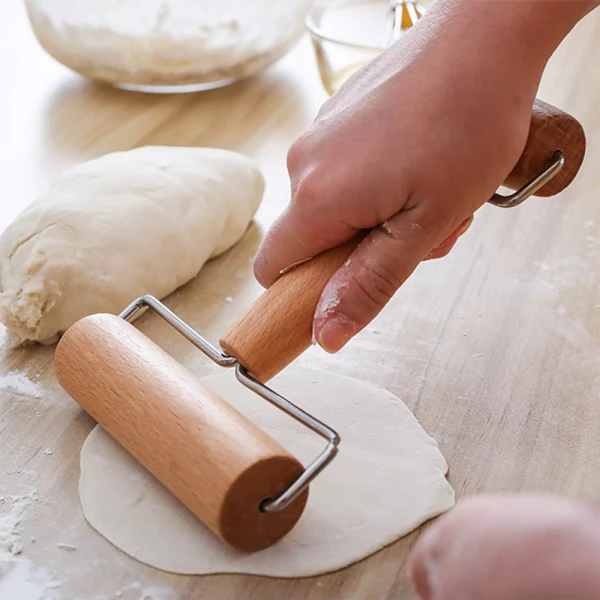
[79,368,455,577]
[0,146,263,346]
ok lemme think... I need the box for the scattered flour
[99,583,175,600]
[0,371,43,399]
[0,559,62,600]
[313,281,350,344]
[56,543,77,552]
[141,585,177,600]
[379,221,400,238]
[315,281,349,320]
[0,492,37,574]
[533,256,599,297]
[0,499,24,567]
[586,235,599,251]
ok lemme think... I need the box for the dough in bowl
[0,146,264,345]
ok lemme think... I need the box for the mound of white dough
[0,146,264,345]
[79,368,455,577]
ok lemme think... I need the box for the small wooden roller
[55,314,308,552]
[54,98,585,553]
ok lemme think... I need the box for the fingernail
[279,256,313,275]
[410,554,435,600]
[317,314,360,353]
[425,216,474,260]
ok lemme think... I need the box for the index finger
[253,200,359,288]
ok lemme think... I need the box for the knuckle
[291,168,325,210]
[286,142,301,174]
[409,205,449,236]
[286,131,311,173]
[404,200,467,245]
[348,258,401,314]
[367,259,403,299]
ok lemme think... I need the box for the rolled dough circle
[78,368,455,577]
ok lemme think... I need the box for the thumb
[313,209,466,353]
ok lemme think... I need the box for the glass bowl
[25,0,314,93]
[306,0,427,96]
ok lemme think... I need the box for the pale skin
[254,0,600,597]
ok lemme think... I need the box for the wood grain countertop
[1,2,599,599]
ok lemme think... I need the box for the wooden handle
[55,314,308,552]
[506,98,585,196]
[220,99,586,382]
[220,240,358,382]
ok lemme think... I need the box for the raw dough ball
[79,368,455,577]
[0,146,263,346]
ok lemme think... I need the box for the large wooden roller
[55,98,585,553]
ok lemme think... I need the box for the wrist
[437,0,598,69]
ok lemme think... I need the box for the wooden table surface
[1,2,599,599]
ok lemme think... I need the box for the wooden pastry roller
[54,98,585,553]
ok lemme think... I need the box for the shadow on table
[39,60,318,162]
[125,220,264,372]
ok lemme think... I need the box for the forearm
[433,0,599,72]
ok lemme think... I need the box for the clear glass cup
[306,0,427,96]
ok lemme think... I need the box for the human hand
[409,493,600,600]
[253,0,590,353]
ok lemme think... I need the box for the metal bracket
[119,295,340,514]
[488,150,565,208]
